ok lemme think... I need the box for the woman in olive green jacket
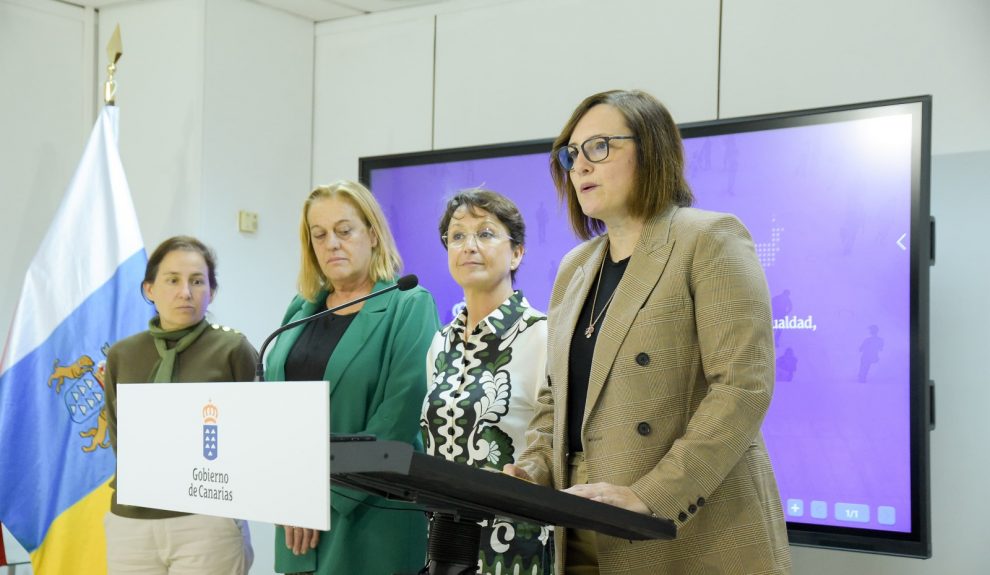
[266,181,439,575]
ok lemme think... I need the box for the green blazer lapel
[585,207,678,426]
[323,279,394,398]
[264,295,322,382]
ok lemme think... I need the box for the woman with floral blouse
[421,188,552,575]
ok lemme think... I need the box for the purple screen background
[368,113,914,533]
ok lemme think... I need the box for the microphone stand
[255,275,417,381]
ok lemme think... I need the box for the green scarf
[147,318,210,383]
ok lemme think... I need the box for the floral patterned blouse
[421,291,552,575]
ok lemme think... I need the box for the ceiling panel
[76,0,459,21]
[255,0,363,20]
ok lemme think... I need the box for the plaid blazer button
[688,504,698,513]
[697,497,706,507]
[636,422,652,436]
[635,352,650,366]
[678,511,688,522]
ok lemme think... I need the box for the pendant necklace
[585,245,617,339]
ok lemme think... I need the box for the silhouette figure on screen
[696,138,712,169]
[388,201,403,241]
[536,201,549,244]
[722,137,739,197]
[858,325,884,383]
[777,348,797,382]
[771,289,792,346]
[839,202,864,256]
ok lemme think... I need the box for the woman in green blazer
[266,180,440,575]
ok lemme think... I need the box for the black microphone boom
[254,274,418,380]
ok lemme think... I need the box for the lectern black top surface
[329,440,675,541]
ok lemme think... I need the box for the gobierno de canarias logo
[202,400,219,461]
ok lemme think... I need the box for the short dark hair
[144,235,218,292]
[551,89,694,239]
[438,188,526,281]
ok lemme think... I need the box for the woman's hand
[563,482,652,515]
[281,525,320,555]
[502,463,533,482]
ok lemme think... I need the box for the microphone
[255,274,418,380]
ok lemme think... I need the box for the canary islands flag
[0,106,151,573]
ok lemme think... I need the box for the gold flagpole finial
[104,25,123,106]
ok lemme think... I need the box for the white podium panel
[117,381,330,530]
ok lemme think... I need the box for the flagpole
[0,18,147,571]
[104,25,122,106]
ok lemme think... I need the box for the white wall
[199,0,313,346]
[925,151,990,572]
[0,0,93,349]
[97,0,206,249]
[312,10,435,183]
[312,0,721,179]
[433,0,720,148]
[94,0,312,343]
[720,0,990,155]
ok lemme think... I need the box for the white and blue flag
[0,106,151,574]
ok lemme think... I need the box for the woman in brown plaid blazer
[505,90,792,574]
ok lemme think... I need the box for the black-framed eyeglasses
[554,135,637,171]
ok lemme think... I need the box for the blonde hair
[297,180,403,302]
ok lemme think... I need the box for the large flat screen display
[361,96,932,557]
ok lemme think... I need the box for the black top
[567,253,629,452]
[285,311,358,381]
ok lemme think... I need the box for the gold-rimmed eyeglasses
[441,228,507,249]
